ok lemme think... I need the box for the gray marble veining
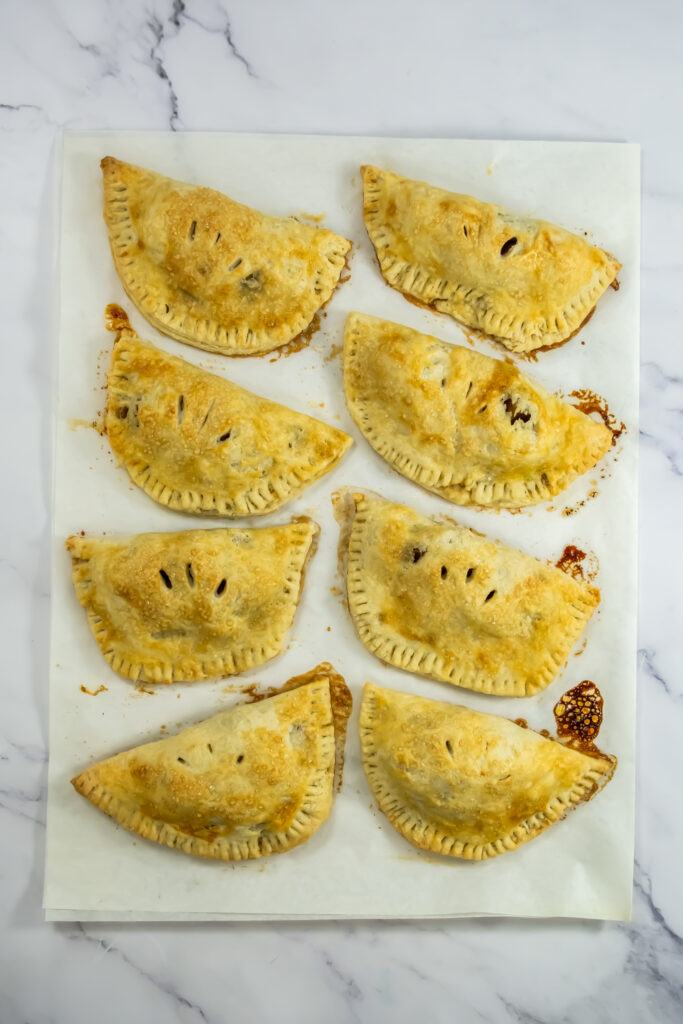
[1,0,682,1021]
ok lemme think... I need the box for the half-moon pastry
[101,156,351,355]
[72,671,340,861]
[361,165,621,353]
[359,682,615,860]
[66,521,318,684]
[105,305,352,516]
[343,312,612,507]
[345,494,599,696]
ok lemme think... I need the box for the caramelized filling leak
[296,211,326,224]
[516,307,597,362]
[555,545,589,582]
[569,389,626,447]
[264,246,352,362]
[554,680,603,753]
[67,417,102,432]
[105,302,132,336]
[265,311,323,361]
[324,341,344,362]
[561,487,600,518]
[502,395,532,425]
[430,308,597,361]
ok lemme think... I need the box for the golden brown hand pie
[361,165,621,352]
[346,494,599,696]
[101,156,351,355]
[72,670,342,861]
[66,522,318,684]
[359,682,615,860]
[343,312,612,507]
[105,305,352,516]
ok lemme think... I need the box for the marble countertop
[1,1,681,1021]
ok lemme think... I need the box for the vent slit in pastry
[359,683,615,860]
[361,166,620,353]
[72,670,345,861]
[101,157,351,355]
[343,313,612,508]
[105,307,352,517]
[344,494,599,697]
[66,522,318,684]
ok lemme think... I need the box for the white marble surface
[1,0,681,1020]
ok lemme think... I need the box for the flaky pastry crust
[343,312,612,507]
[360,683,615,860]
[102,157,351,355]
[66,522,318,684]
[346,494,599,696]
[105,306,352,516]
[361,165,621,352]
[73,675,338,861]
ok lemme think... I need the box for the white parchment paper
[45,134,639,921]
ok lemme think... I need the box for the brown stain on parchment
[265,245,353,362]
[267,311,325,361]
[569,389,626,447]
[79,684,108,696]
[554,545,599,584]
[554,680,605,754]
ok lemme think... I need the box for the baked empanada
[361,165,621,352]
[72,671,340,861]
[359,683,615,860]
[66,522,318,683]
[344,312,612,507]
[101,156,351,355]
[346,494,599,696]
[105,305,352,516]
